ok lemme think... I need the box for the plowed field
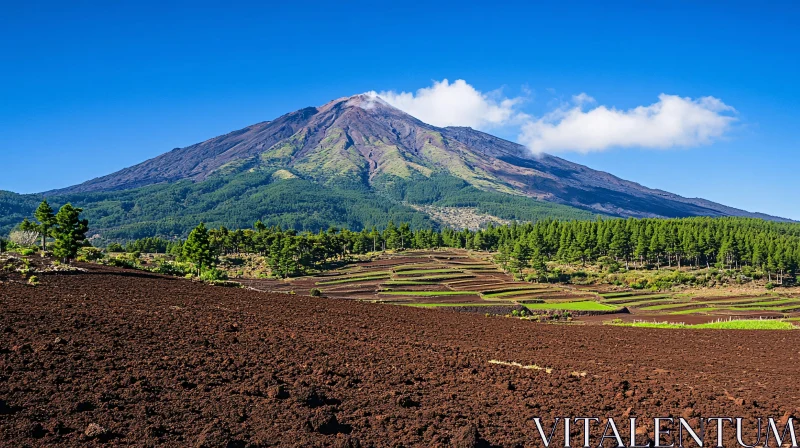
[1,265,796,447]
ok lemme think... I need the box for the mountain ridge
[45,93,787,223]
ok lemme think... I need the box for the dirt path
[1,264,796,447]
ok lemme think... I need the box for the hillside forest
[7,202,796,289]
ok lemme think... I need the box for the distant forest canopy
[115,216,800,282]
[0,171,597,240]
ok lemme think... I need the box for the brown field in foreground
[1,264,798,446]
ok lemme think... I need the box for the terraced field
[236,250,800,325]
[589,289,800,324]
[238,250,614,314]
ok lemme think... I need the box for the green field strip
[615,320,795,330]
[614,300,679,309]
[383,280,439,285]
[639,302,702,311]
[668,307,719,315]
[395,269,464,276]
[413,274,475,281]
[443,279,495,286]
[482,287,556,298]
[727,298,798,308]
[729,304,800,312]
[600,292,635,298]
[316,274,391,285]
[605,294,671,304]
[523,301,619,311]
[392,264,441,272]
[402,302,503,307]
[328,270,393,279]
[378,290,481,296]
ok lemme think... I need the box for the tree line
[7,200,799,284]
[110,216,800,283]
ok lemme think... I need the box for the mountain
[1,94,788,240]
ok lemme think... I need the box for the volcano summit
[0,94,786,239]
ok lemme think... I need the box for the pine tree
[509,241,531,272]
[183,223,215,274]
[384,221,401,250]
[34,200,56,252]
[51,204,89,263]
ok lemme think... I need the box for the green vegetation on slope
[2,172,599,240]
[616,320,795,330]
[375,174,599,223]
[523,301,618,311]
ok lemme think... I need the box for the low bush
[149,261,193,277]
[206,280,242,287]
[310,288,322,297]
[200,267,228,282]
[105,256,139,269]
[77,247,105,262]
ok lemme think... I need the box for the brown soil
[1,265,797,447]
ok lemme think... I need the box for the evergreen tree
[34,200,56,251]
[51,203,89,263]
[509,241,531,272]
[183,223,215,274]
[384,221,401,250]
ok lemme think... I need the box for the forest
[109,216,800,284]
[0,172,595,240]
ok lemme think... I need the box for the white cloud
[520,93,736,154]
[368,79,736,155]
[370,79,526,130]
[572,92,596,106]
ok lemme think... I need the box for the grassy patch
[668,307,718,315]
[600,292,634,299]
[395,269,463,275]
[379,290,480,296]
[523,301,618,311]
[482,287,552,298]
[640,302,697,311]
[605,294,671,304]
[403,302,499,307]
[730,298,798,308]
[383,280,439,285]
[415,274,475,281]
[615,320,795,330]
[316,274,390,285]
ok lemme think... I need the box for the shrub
[206,280,242,287]
[310,288,322,297]
[766,282,775,290]
[77,247,105,262]
[107,243,124,253]
[200,267,228,282]
[105,256,138,269]
[149,261,193,277]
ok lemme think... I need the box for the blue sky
[1,1,798,218]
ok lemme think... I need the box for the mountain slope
[50,94,782,222]
[1,94,786,240]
